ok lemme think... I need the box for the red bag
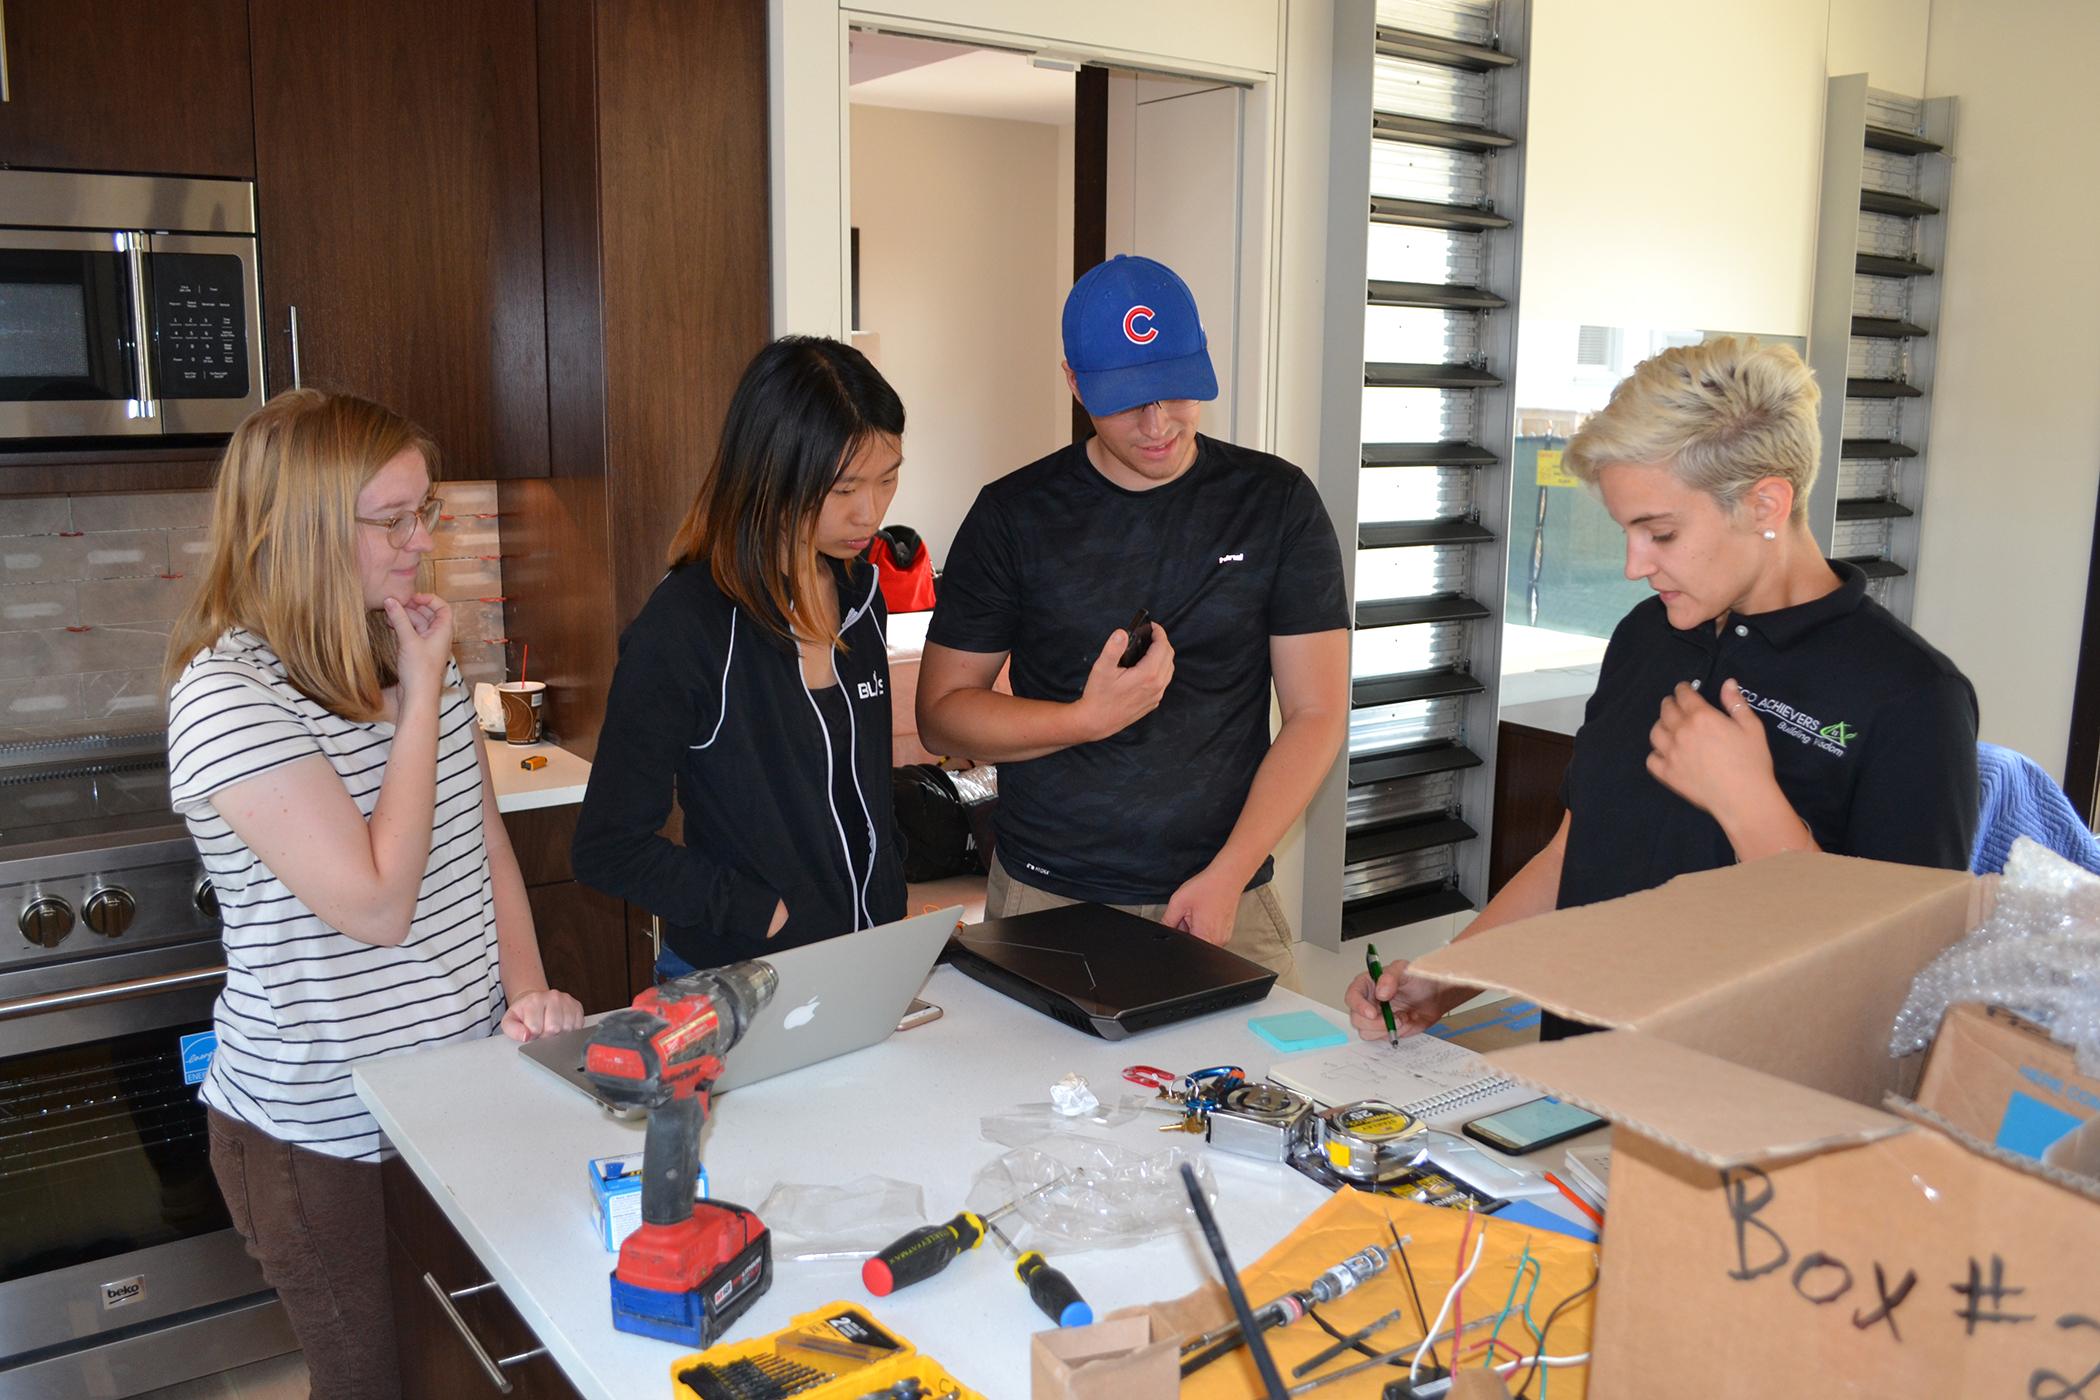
[868,525,936,613]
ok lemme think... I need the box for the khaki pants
[985,851,1296,977]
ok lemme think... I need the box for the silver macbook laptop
[520,906,961,1104]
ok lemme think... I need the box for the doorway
[845,29,1250,578]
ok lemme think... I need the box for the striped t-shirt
[168,628,505,1161]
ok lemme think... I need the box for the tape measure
[1313,1100,1424,1183]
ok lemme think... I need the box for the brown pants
[985,851,1296,977]
[207,1109,399,1400]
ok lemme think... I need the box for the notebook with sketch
[1267,1032,1534,1122]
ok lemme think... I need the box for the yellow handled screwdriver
[985,1216,1092,1327]
[861,1172,1077,1297]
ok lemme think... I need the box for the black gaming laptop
[943,903,1278,1040]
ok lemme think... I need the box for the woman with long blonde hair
[164,388,582,1399]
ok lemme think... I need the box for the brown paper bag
[1029,1311,1181,1400]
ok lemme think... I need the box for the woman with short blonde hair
[166,389,582,1400]
[1348,337,1979,1042]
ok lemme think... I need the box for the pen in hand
[1364,942,1399,1046]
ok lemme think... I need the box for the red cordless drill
[583,960,777,1347]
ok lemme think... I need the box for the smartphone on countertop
[1462,1096,1607,1155]
[1118,608,1153,668]
[896,999,942,1032]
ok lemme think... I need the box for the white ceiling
[848,31,1075,127]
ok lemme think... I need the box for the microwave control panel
[149,253,250,399]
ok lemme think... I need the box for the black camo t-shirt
[928,435,1348,904]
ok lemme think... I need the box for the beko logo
[102,1277,145,1309]
[857,676,886,700]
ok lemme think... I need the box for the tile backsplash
[0,484,507,743]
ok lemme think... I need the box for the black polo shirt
[1548,561,1979,1035]
[928,434,1348,904]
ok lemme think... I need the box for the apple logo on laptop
[782,995,821,1030]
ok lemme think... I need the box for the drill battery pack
[610,1214,772,1348]
[669,1302,985,1400]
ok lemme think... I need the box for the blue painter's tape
[1996,1090,2084,1161]
[179,1031,217,1086]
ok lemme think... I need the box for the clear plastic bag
[1891,837,2100,1075]
[963,1140,1215,1252]
[977,1095,1151,1144]
[757,1175,926,1261]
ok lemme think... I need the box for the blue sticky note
[1996,1090,2085,1161]
[1493,1197,1599,1243]
[1249,1010,1348,1053]
[179,1031,217,1086]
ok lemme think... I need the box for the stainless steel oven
[0,735,293,1400]
[0,171,264,444]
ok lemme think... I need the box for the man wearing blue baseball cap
[916,255,1349,970]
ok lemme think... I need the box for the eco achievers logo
[1735,686,1858,759]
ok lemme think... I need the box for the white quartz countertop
[485,738,590,813]
[354,965,1593,1398]
[355,970,1352,1397]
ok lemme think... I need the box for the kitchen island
[354,966,1352,1397]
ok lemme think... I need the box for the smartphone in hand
[1118,607,1154,668]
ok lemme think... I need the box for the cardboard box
[1916,1003,2100,1170]
[1413,853,2100,1399]
[588,1153,708,1252]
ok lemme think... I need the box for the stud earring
[1762,529,1777,541]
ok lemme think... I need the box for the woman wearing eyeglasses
[163,388,583,1400]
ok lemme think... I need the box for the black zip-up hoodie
[571,556,906,967]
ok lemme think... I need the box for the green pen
[1364,942,1399,1046]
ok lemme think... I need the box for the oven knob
[85,887,138,938]
[194,877,221,919]
[20,897,75,948]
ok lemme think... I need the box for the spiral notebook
[1268,1032,1534,1122]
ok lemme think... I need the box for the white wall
[1912,0,2100,779]
[848,104,1068,567]
[1826,0,1930,95]
[1520,0,1830,334]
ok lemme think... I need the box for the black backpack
[890,763,997,882]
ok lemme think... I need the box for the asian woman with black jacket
[571,337,909,974]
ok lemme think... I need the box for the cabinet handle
[648,913,663,961]
[420,1272,548,1395]
[1,0,12,104]
[287,305,303,389]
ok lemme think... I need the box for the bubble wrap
[1889,837,2100,1074]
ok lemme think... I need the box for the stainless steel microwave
[0,170,265,442]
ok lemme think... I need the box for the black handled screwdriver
[861,1172,1076,1297]
[985,1216,1093,1327]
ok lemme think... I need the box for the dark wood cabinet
[500,0,771,755]
[501,804,633,1016]
[0,0,254,177]
[384,1156,583,1400]
[1488,720,1575,896]
[247,0,548,480]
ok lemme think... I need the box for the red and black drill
[583,960,777,1347]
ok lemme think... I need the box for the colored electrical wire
[1480,1245,1538,1362]
[1388,1220,1442,1375]
[1449,1209,1475,1379]
[1507,1268,1600,1399]
[1411,1230,1486,1383]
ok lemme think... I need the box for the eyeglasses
[354,495,443,549]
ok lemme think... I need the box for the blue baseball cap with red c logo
[1061,255,1218,416]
